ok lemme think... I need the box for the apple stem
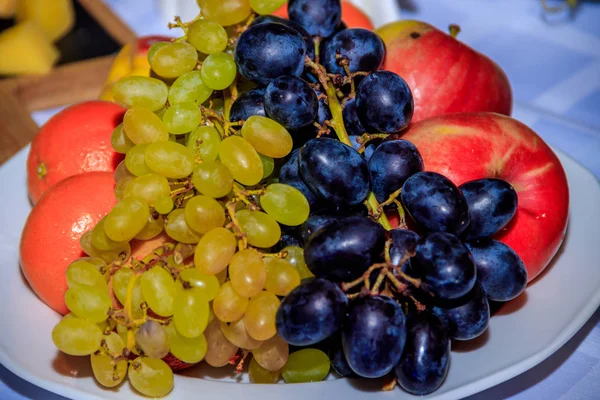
[448,24,461,38]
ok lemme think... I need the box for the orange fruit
[27,101,126,204]
[272,1,374,30]
[20,171,117,315]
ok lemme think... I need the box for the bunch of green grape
[49,0,331,397]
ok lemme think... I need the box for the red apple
[377,21,512,123]
[399,113,569,282]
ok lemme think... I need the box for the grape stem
[225,200,249,250]
[304,56,392,230]
[356,133,389,154]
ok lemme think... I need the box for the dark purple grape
[251,15,315,59]
[390,229,419,266]
[305,216,386,281]
[235,23,306,85]
[356,71,414,133]
[465,240,527,302]
[342,97,366,136]
[342,295,406,378]
[401,172,470,236]
[276,278,348,346]
[265,75,318,130]
[279,149,321,209]
[300,211,339,244]
[288,0,342,38]
[412,232,476,301]
[329,334,355,377]
[334,21,348,34]
[432,281,490,341]
[322,28,385,75]
[368,139,424,203]
[298,138,371,207]
[459,178,518,239]
[229,88,266,123]
[395,312,450,396]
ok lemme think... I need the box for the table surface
[1,0,599,399]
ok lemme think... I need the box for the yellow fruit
[0,22,59,75]
[0,0,16,18]
[16,0,75,42]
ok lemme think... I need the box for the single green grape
[104,197,150,242]
[229,250,266,298]
[219,136,263,186]
[219,318,263,350]
[260,183,310,226]
[173,288,210,338]
[125,144,153,176]
[123,173,170,206]
[165,209,202,244]
[282,349,330,383]
[244,291,279,341]
[110,123,134,154]
[187,125,221,162]
[65,286,111,323]
[145,141,195,179]
[204,321,239,367]
[212,281,248,323]
[202,0,252,26]
[114,159,134,182]
[91,218,126,251]
[168,70,213,105]
[150,42,198,79]
[162,102,202,135]
[91,353,128,388]
[114,177,132,200]
[184,195,225,234]
[80,231,131,264]
[252,334,289,372]
[194,227,237,275]
[128,357,174,397]
[235,209,281,248]
[249,357,280,383]
[179,268,220,300]
[283,246,314,279]
[201,52,237,90]
[134,213,164,240]
[192,161,234,198]
[166,323,208,364]
[135,320,170,359]
[66,259,108,291]
[52,315,102,356]
[242,116,293,158]
[250,0,286,14]
[141,266,177,317]
[123,107,170,144]
[112,76,168,111]
[187,19,228,54]
[264,257,301,296]
[147,41,170,63]
[259,154,275,179]
[154,195,174,215]
[112,268,144,310]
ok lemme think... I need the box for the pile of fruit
[19,0,570,398]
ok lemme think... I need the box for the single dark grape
[356,71,414,133]
[329,334,355,377]
[395,312,450,396]
[459,178,518,240]
[322,28,385,75]
[300,211,340,244]
[401,171,470,236]
[288,0,342,38]
[229,88,266,123]
[390,228,419,266]
[342,295,407,378]
[342,97,366,136]
[279,149,321,209]
[265,75,318,130]
[235,23,307,86]
[412,232,476,301]
[465,240,527,302]
[251,15,315,59]
[298,138,371,207]
[305,215,386,281]
[368,139,424,203]
[276,278,348,346]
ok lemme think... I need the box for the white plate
[1,143,599,400]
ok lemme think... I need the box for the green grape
[125,144,152,176]
[112,268,144,310]
[229,249,266,298]
[92,218,126,251]
[114,177,132,200]
[65,286,111,323]
[135,320,170,359]
[123,173,170,206]
[213,281,248,323]
[179,268,220,300]
[264,257,301,296]
[162,102,202,134]
[244,291,279,341]
[192,161,234,198]
[174,288,210,338]
[260,183,310,226]
[202,0,252,26]
[187,19,228,54]
[200,52,237,90]
[111,123,134,154]
[241,116,293,158]
[282,349,330,383]
[123,107,170,144]
[235,209,281,248]
[252,334,289,372]
[187,126,221,161]
[219,136,263,186]
[204,321,239,367]
[145,141,195,179]
[184,195,225,234]
[168,70,213,105]
[154,195,174,215]
[114,160,134,182]
[147,41,169,63]
[134,213,164,240]
[112,76,168,111]
[250,0,286,14]
[219,318,263,350]
[52,315,102,356]
[104,198,150,242]
[150,42,198,79]
[91,353,128,388]
[249,357,280,383]
[259,154,274,179]
[141,266,177,317]
[129,357,174,397]
[283,246,313,279]
[194,227,237,274]
[165,209,202,243]
[66,259,108,291]
[80,231,131,264]
[166,323,207,364]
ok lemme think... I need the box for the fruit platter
[1,0,600,399]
